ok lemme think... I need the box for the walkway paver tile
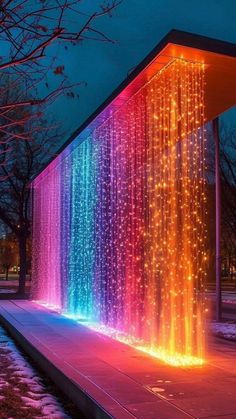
[0,300,236,419]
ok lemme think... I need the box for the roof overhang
[32,30,236,183]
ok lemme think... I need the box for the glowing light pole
[213,117,221,322]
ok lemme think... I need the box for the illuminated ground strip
[32,59,207,367]
[34,301,205,367]
[81,321,205,367]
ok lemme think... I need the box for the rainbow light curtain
[32,59,207,365]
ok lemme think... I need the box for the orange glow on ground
[34,301,205,367]
[80,322,205,367]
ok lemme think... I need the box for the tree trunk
[6,267,9,281]
[18,234,27,295]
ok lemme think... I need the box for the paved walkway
[0,300,236,419]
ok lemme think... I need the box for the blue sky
[48,0,236,148]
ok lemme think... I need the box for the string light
[32,59,207,367]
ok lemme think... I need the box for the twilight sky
[47,0,236,150]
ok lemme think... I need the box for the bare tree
[0,0,120,144]
[0,0,121,294]
[0,107,60,294]
[0,236,17,281]
[219,125,236,282]
[206,122,236,284]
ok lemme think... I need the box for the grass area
[0,325,83,418]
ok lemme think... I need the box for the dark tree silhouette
[219,125,236,282]
[0,0,121,144]
[0,112,59,294]
[0,237,17,281]
[0,0,121,294]
[206,122,236,284]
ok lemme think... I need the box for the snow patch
[211,321,236,340]
[0,326,71,417]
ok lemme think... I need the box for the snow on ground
[211,321,236,341]
[0,325,78,418]
[206,291,236,305]
[222,299,236,305]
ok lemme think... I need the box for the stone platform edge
[0,305,134,419]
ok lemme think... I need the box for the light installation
[32,58,207,366]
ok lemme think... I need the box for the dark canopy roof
[33,29,236,183]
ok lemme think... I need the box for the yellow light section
[79,321,205,367]
[143,59,207,363]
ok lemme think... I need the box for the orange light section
[142,59,207,364]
